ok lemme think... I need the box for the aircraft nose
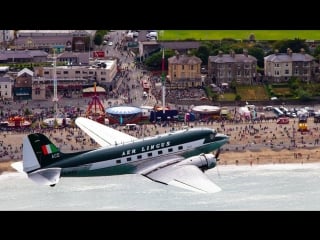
[215,133,229,142]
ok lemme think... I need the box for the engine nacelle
[177,153,217,171]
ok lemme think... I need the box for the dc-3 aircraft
[11,117,229,193]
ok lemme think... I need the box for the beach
[1,117,320,174]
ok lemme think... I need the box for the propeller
[215,148,221,177]
[215,148,221,161]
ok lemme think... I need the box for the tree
[288,76,301,90]
[194,45,210,65]
[93,33,103,46]
[249,33,255,42]
[272,38,309,53]
[248,47,265,68]
[235,94,241,101]
[297,88,312,101]
[144,49,175,70]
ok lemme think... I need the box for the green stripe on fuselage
[47,128,227,176]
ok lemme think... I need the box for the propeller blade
[215,148,221,160]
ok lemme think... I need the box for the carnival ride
[85,83,106,124]
[0,116,31,129]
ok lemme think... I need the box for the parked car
[277,117,289,124]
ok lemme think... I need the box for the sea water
[1,163,320,211]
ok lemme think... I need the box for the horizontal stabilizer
[11,161,24,174]
[28,168,61,186]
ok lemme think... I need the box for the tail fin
[23,133,63,186]
[23,133,63,173]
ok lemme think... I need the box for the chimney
[218,50,223,57]
[175,50,180,59]
[300,48,305,54]
[274,49,279,55]
[230,50,235,58]
[243,49,248,57]
[287,48,292,56]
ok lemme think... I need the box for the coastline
[2,117,320,175]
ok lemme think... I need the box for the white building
[0,75,13,100]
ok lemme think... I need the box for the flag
[41,144,59,155]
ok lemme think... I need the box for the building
[167,53,202,89]
[208,49,257,85]
[14,68,33,100]
[264,48,315,83]
[0,50,48,63]
[160,41,201,55]
[32,77,46,100]
[14,30,93,53]
[0,75,13,100]
[33,59,118,96]
[57,51,90,65]
[0,30,15,49]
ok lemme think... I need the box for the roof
[0,76,13,83]
[168,54,202,65]
[160,41,201,50]
[82,86,106,93]
[0,50,48,60]
[17,68,33,77]
[264,52,315,62]
[209,54,257,63]
[106,106,142,115]
[192,105,221,113]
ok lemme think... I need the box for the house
[167,53,202,89]
[264,48,315,83]
[0,75,13,100]
[14,68,33,100]
[208,49,257,86]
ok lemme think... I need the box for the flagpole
[161,48,165,114]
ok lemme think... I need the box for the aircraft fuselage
[45,127,228,177]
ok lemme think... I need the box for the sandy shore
[1,118,320,174]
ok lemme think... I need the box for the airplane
[11,117,229,193]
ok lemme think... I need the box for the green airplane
[12,117,229,193]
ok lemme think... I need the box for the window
[147,152,152,157]
[44,71,49,75]
[285,69,289,75]
[158,150,163,155]
[116,159,121,164]
[178,146,183,150]
[63,71,68,74]
[168,148,173,152]
[126,157,131,162]
[137,155,142,159]
[182,65,184,70]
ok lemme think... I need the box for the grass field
[158,30,320,41]
[236,85,269,101]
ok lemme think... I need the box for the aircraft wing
[143,164,221,193]
[75,117,138,147]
